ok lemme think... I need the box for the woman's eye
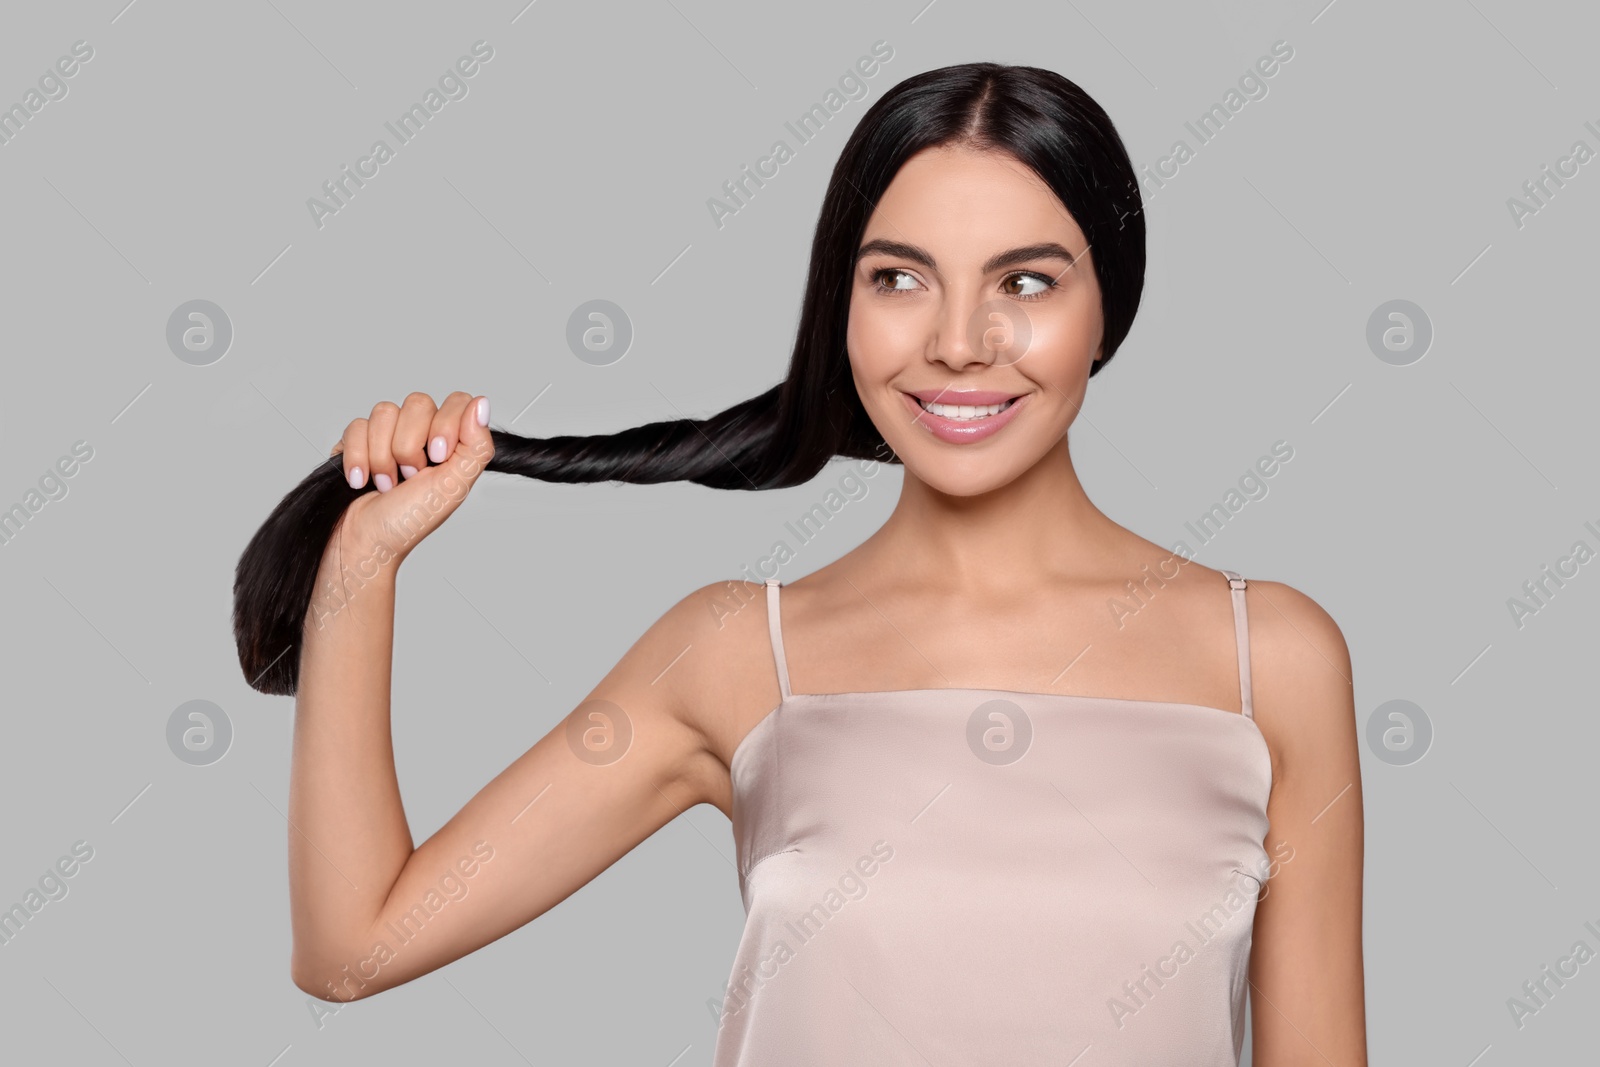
[1002,272,1056,299]
[873,268,919,293]
[871,268,1056,299]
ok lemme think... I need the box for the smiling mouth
[912,396,1021,420]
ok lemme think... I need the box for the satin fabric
[710,575,1272,1065]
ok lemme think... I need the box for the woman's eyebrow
[854,239,1079,274]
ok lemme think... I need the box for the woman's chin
[898,455,1031,499]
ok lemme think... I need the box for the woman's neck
[861,436,1126,592]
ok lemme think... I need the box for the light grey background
[1,0,1595,1063]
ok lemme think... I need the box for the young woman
[235,62,1367,1065]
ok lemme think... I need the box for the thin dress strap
[765,579,793,700]
[1219,570,1253,720]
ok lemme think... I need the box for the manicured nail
[399,464,417,479]
[374,472,393,493]
[429,436,447,462]
[348,466,364,489]
[476,396,489,427]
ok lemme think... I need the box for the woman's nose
[934,296,1029,369]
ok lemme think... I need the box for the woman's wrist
[305,527,404,634]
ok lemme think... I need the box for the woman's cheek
[1020,318,1090,385]
[849,313,901,384]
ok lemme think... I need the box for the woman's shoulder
[633,578,787,748]
[1233,572,1356,773]
[1153,554,1345,653]
[1234,573,1350,680]
[647,578,779,642]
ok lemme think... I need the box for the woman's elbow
[291,950,381,1003]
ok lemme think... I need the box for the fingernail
[429,436,446,462]
[348,466,364,489]
[476,396,490,427]
[374,472,393,493]
[399,464,417,479]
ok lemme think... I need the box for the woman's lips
[900,390,1029,444]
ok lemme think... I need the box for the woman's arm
[1245,580,1369,1065]
[285,391,733,1001]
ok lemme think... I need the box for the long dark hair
[233,61,1146,695]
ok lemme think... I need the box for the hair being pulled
[233,60,1146,695]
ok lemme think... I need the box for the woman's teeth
[916,397,1017,420]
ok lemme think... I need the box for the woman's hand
[327,391,493,566]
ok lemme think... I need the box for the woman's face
[846,143,1105,497]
